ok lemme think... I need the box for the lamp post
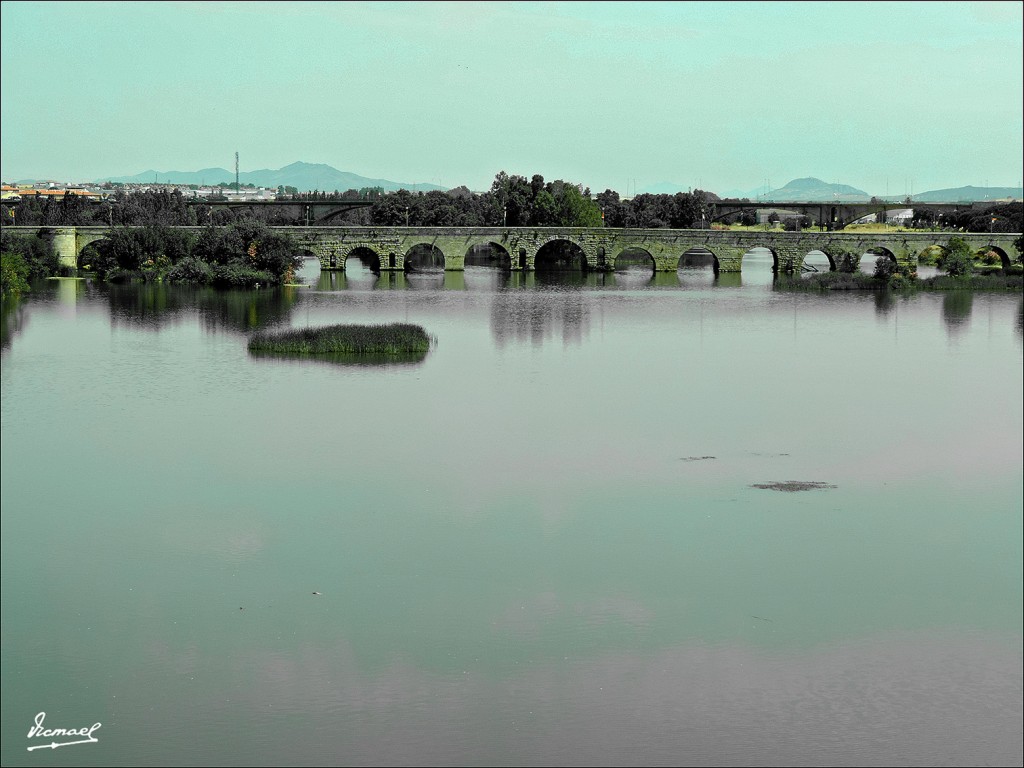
[405,206,409,226]
[503,204,507,228]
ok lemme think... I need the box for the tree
[595,189,625,227]
[941,237,974,277]
[553,182,602,227]
[873,253,897,281]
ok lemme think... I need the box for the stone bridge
[7,225,1020,274]
[281,227,1020,274]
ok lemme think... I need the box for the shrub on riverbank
[1,251,31,295]
[82,221,301,287]
[939,237,974,277]
[0,231,61,293]
[248,323,433,356]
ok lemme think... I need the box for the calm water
[2,255,1022,766]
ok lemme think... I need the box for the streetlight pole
[405,206,409,226]
[503,204,507,227]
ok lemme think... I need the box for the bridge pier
[49,228,79,271]
[711,246,747,273]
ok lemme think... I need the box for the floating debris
[750,481,836,492]
[679,456,716,462]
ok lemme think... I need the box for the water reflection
[677,268,716,289]
[248,349,428,367]
[463,266,510,292]
[716,272,743,288]
[55,277,88,318]
[405,271,446,291]
[306,265,739,293]
[0,293,27,350]
[874,288,895,316]
[613,267,656,289]
[490,288,590,347]
[104,282,298,334]
[2,272,1021,767]
[942,290,974,338]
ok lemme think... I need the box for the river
[1,255,1021,766]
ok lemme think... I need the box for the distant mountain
[717,178,1021,203]
[756,177,869,202]
[886,185,1023,203]
[96,161,447,193]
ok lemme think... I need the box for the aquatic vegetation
[750,481,836,492]
[918,273,1023,291]
[780,272,882,291]
[248,322,433,357]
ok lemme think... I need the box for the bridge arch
[612,246,655,273]
[75,231,113,268]
[859,246,899,276]
[741,245,780,274]
[465,241,512,270]
[802,249,833,272]
[404,243,445,272]
[533,238,591,273]
[978,245,1013,270]
[677,247,718,272]
[344,245,383,274]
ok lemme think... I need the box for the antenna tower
[235,152,239,192]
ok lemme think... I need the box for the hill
[758,177,869,202]
[96,161,448,193]
[886,185,1023,203]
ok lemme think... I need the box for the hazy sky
[2,0,1021,195]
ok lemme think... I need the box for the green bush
[211,264,274,288]
[832,249,861,273]
[888,273,910,290]
[0,231,59,281]
[917,245,944,266]
[940,237,975,277]
[167,257,214,284]
[1,251,31,295]
[873,255,897,281]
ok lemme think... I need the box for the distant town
[1,180,280,204]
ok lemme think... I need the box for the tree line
[0,172,718,229]
[2,173,1019,234]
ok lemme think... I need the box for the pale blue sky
[2,0,1021,195]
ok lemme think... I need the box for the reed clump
[248,323,432,356]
